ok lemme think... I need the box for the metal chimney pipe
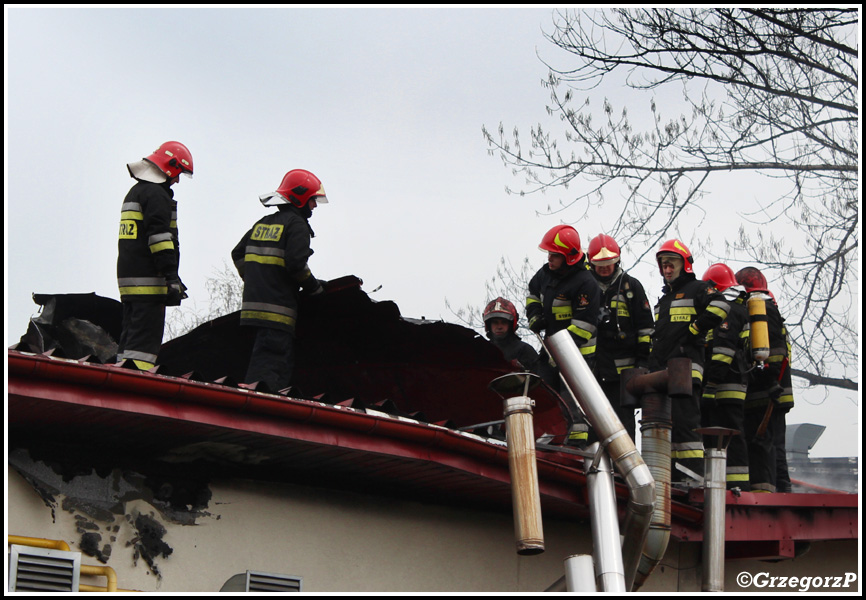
[623,358,692,590]
[584,442,627,592]
[545,330,655,592]
[503,395,545,555]
[703,447,728,591]
[565,555,598,592]
[633,390,672,591]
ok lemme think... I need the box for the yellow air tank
[747,293,770,363]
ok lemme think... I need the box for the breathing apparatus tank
[747,293,771,364]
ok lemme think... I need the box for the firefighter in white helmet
[586,234,654,442]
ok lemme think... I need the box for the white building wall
[7,469,859,593]
[7,469,590,592]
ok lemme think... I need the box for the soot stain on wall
[10,444,217,579]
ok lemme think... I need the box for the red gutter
[9,350,856,543]
[8,351,586,505]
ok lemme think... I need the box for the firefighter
[700,263,751,491]
[587,234,654,442]
[649,239,729,482]
[483,297,538,373]
[116,141,194,369]
[231,169,328,392]
[526,224,600,446]
[736,266,794,493]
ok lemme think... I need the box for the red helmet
[483,297,518,333]
[145,141,193,179]
[261,169,328,208]
[539,225,584,265]
[587,234,621,267]
[735,266,769,293]
[702,263,738,292]
[656,238,694,274]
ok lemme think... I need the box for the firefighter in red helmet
[483,297,538,373]
[736,266,794,493]
[116,141,194,369]
[586,234,654,442]
[231,169,329,392]
[649,239,729,483]
[527,224,600,446]
[700,263,751,490]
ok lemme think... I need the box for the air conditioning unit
[220,570,303,592]
[8,545,81,592]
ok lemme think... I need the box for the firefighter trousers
[117,301,166,369]
[744,407,776,492]
[701,397,750,491]
[245,327,295,393]
[671,386,704,482]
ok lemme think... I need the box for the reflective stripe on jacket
[593,269,655,381]
[117,181,178,302]
[231,206,318,332]
[650,273,729,385]
[526,260,600,364]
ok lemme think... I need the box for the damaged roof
[13,277,570,436]
[7,277,859,552]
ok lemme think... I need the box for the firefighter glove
[768,382,784,403]
[305,279,325,297]
[528,316,547,334]
[166,277,188,306]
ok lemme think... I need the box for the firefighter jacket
[649,272,729,385]
[490,332,539,373]
[703,291,750,403]
[592,267,655,382]
[231,205,320,332]
[117,181,179,303]
[526,259,600,364]
[745,295,794,413]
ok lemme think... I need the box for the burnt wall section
[8,443,215,579]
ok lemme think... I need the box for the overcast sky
[5,6,859,459]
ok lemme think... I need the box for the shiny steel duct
[584,442,626,592]
[544,330,656,592]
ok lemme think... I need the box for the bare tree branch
[484,8,858,390]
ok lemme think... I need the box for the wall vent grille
[247,570,303,592]
[8,545,81,592]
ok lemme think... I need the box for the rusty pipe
[545,330,655,592]
[504,395,545,555]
